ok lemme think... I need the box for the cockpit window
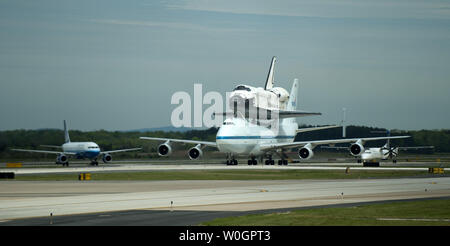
[233,85,251,91]
[88,146,99,149]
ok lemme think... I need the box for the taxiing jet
[323,130,433,166]
[140,57,410,165]
[359,131,433,166]
[11,120,141,166]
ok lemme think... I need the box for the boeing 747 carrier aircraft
[140,57,409,165]
[12,121,141,166]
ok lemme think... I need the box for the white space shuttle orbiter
[229,56,290,111]
[226,56,320,120]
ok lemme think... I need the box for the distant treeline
[0,125,448,159]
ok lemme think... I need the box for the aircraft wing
[139,137,217,147]
[101,148,142,154]
[397,146,434,150]
[259,136,410,152]
[10,148,76,155]
[320,146,349,150]
[40,145,63,149]
[296,125,341,133]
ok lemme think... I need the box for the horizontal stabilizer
[213,109,321,119]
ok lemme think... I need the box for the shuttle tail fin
[264,56,276,90]
[64,120,71,143]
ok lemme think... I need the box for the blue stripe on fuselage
[71,150,100,159]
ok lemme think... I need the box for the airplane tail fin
[341,108,347,138]
[63,120,71,143]
[264,56,276,90]
[287,78,299,111]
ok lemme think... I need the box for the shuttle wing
[139,137,217,147]
[213,110,321,119]
[101,148,142,154]
[259,136,410,152]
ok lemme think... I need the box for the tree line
[0,125,448,159]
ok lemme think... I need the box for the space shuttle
[227,56,320,119]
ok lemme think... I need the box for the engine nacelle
[350,142,365,156]
[56,154,68,164]
[102,154,112,163]
[298,146,314,160]
[188,146,203,160]
[157,143,172,157]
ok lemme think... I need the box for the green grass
[12,169,434,181]
[202,198,450,226]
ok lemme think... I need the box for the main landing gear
[226,154,289,166]
[264,154,288,166]
[90,159,99,166]
[226,154,238,166]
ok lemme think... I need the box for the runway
[1,177,449,224]
[6,162,448,175]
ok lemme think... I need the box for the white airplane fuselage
[216,117,297,156]
[62,142,100,159]
[360,148,392,162]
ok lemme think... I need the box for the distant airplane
[11,120,141,166]
[359,131,434,166]
[140,57,409,165]
[323,130,433,166]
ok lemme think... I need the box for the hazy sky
[1,0,449,131]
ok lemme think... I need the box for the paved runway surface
[1,176,449,225]
[6,162,448,175]
[3,197,449,226]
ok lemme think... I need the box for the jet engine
[157,143,172,156]
[188,145,203,160]
[350,142,365,156]
[298,144,314,160]
[102,154,112,163]
[56,154,68,164]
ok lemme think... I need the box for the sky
[0,0,449,131]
